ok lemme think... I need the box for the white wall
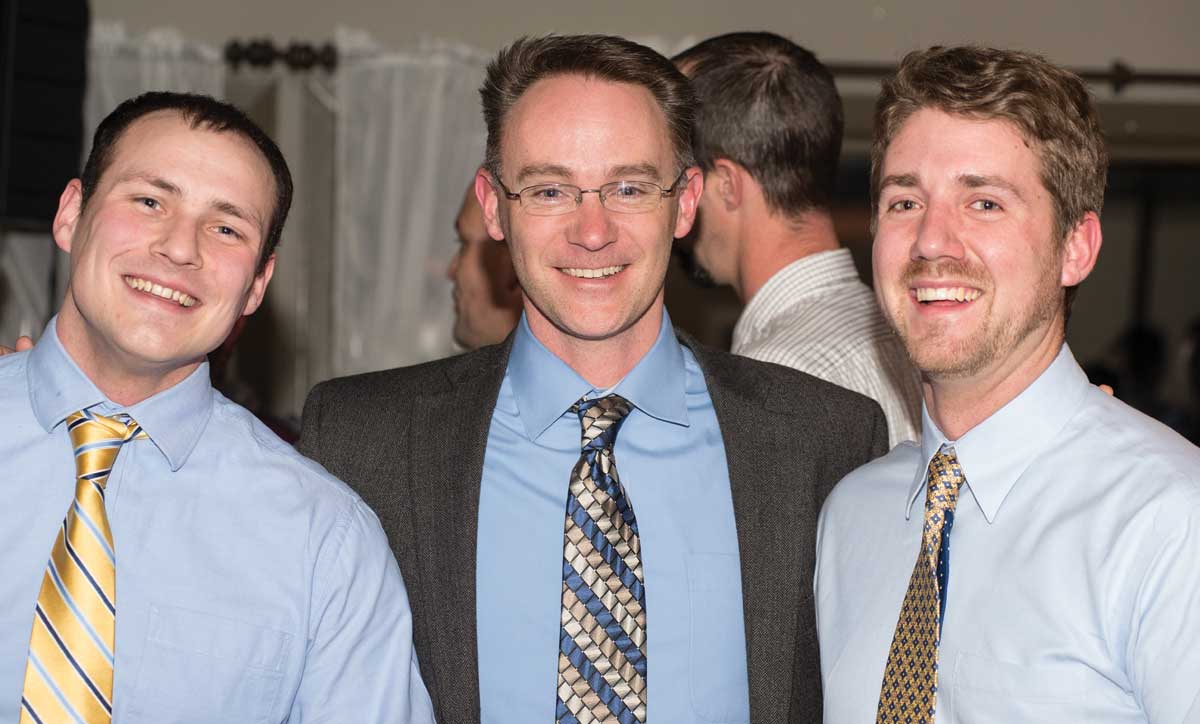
[93,0,1200,69]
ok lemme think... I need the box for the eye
[613,183,649,198]
[213,225,244,240]
[531,186,567,200]
[136,197,160,210]
[887,198,920,213]
[970,198,1002,212]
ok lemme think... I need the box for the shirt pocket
[125,604,292,724]
[688,553,750,724]
[950,650,1091,723]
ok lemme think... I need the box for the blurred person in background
[447,177,522,349]
[674,32,922,446]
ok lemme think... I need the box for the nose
[151,219,203,268]
[911,200,965,261]
[571,192,615,252]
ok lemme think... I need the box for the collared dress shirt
[476,311,750,724]
[732,248,922,446]
[0,318,435,724]
[815,344,1200,724]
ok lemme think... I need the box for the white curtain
[332,33,489,376]
[86,22,225,137]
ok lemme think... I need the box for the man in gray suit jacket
[301,34,887,724]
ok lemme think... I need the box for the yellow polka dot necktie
[876,449,964,724]
[20,410,147,724]
[556,395,647,724]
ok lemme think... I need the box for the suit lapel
[406,339,512,724]
[686,337,818,723]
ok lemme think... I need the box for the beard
[889,257,1062,380]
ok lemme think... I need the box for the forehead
[104,111,276,226]
[884,108,1041,181]
[500,74,675,180]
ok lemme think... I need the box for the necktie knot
[67,410,147,489]
[573,394,632,451]
[926,449,964,518]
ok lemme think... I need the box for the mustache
[900,259,989,288]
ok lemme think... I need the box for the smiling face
[478,74,701,366]
[873,108,1073,385]
[54,110,277,402]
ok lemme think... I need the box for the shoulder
[0,348,28,384]
[1064,387,1200,496]
[208,393,366,507]
[685,335,889,471]
[309,346,495,402]
[305,343,506,419]
[744,293,901,370]
[690,334,884,421]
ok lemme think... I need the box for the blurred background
[1,0,1197,440]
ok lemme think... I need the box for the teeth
[124,276,197,307]
[561,265,626,279]
[915,286,981,303]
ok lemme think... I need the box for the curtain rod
[221,39,1197,94]
[224,39,337,72]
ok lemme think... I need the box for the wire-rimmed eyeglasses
[494,171,688,216]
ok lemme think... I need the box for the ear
[710,158,744,211]
[52,179,85,253]
[672,166,704,239]
[1060,211,1102,288]
[241,253,277,316]
[476,169,506,242]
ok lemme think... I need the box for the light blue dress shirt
[0,318,435,724]
[476,311,751,724]
[816,344,1200,724]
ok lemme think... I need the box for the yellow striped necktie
[20,410,146,724]
[876,449,964,724]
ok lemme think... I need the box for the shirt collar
[734,248,858,342]
[905,344,1090,522]
[27,316,215,471]
[508,309,690,441]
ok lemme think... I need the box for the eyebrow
[512,162,665,185]
[514,164,574,184]
[878,173,919,191]
[211,199,262,228]
[607,163,661,181]
[958,173,1025,200]
[116,172,182,197]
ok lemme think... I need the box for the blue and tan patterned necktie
[21,410,146,724]
[556,394,647,724]
[876,449,964,724]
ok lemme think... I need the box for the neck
[55,302,199,406]
[525,300,664,390]
[736,209,840,303]
[923,323,1065,440]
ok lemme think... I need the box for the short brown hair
[480,34,697,181]
[674,32,843,217]
[870,46,1108,244]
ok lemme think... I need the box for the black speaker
[0,0,89,230]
